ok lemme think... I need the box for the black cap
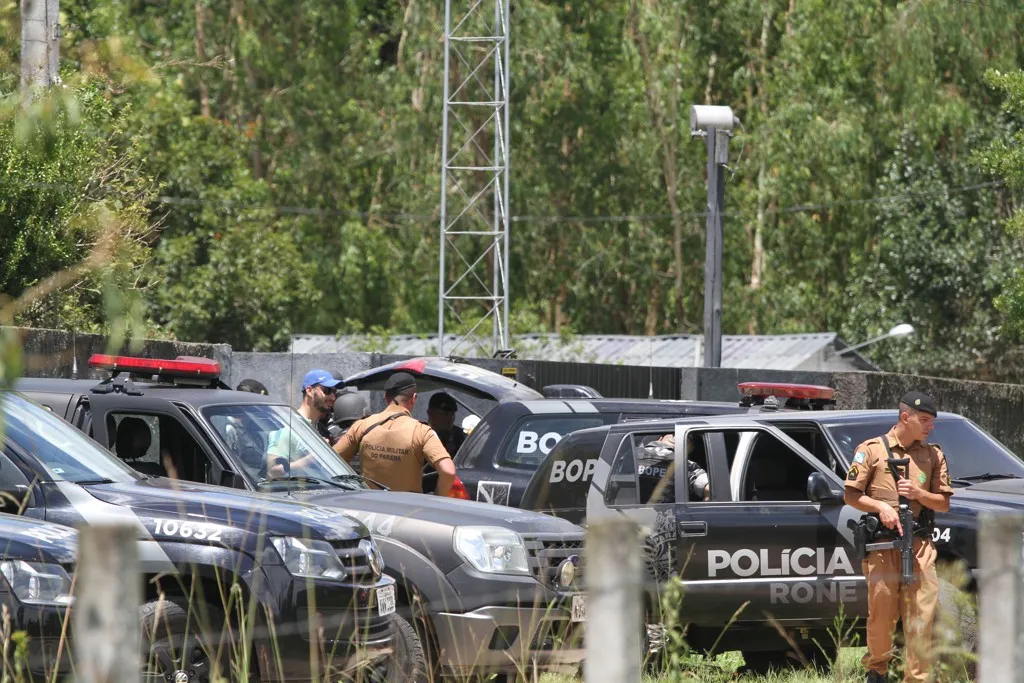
[900,391,936,416]
[236,378,269,395]
[429,392,457,411]
[383,372,417,394]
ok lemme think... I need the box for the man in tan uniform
[844,392,954,683]
[333,372,456,495]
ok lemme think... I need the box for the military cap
[383,372,417,394]
[900,391,936,416]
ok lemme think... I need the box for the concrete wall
[6,326,230,381]
[224,352,373,404]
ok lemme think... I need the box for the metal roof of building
[290,332,880,372]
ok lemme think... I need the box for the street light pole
[835,323,915,356]
[691,105,738,368]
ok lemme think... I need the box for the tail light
[447,476,471,500]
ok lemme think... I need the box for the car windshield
[202,404,363,488]
[1,392,140,483]
[826,417,1024,481]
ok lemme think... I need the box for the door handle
[677,521,707,537]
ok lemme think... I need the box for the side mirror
[220,470,245,489]
[807,472,843,504]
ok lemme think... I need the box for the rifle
[847,456,917,585]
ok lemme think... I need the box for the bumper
[254,569,396,682]
[432,603,585,676]
[15,602,73,677]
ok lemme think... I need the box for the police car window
[826,418,1024,480]
[741,432,815,502]
[608,432,714,506]
[499,416,605,468]
[202,404,359,488]
[776,425,842,477]
[107,412,210,483]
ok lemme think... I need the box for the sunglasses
[316,385,337,396]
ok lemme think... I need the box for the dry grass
[540,647,869,683]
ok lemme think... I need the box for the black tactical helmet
[333,390,369,425]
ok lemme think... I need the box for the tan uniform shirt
[333,404,451,493]
[845,427,954,516]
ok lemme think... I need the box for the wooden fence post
[978,512,1024,683]
[584,517,642,683]
[74,524,141,683]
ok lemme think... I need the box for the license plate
[570,594,586,623]
[376,585,396,616]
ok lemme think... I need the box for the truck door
[87,396,230,486]
[673,424,867,633]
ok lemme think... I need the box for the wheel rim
[143,631,213,683]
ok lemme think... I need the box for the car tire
[370,614,427,683]
[140,598,233,683]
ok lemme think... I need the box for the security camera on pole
[691,105,739,368]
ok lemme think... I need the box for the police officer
[333,372,456,495]
[424,391,466,456]
[328,389,370,445]
[844,392,954,683]
[635,433,710,504]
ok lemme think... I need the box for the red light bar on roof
[737,382,834,401]
[88,354,221,378]
[396,359,428,374]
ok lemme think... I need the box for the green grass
[539,647,869,683]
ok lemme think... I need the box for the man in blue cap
[265,369,342,477]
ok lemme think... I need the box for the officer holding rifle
[844,392,954,683]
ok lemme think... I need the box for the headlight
[0,561,73,606]
[453,527,530,575]
[271,537,347,581]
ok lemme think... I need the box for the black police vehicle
[520,407,1021,669]
[0,514,77,677]
[18,355,588,682]
[1,390,400,683]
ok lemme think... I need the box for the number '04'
[931,527,951,543]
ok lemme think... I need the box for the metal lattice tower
[438,0,511,358]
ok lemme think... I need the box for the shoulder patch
[847,465,859,481]
[853,452,866,464]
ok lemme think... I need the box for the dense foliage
[2,0,1024,378]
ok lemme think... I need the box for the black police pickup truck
[18,355,587,682]
[0,513,78,678]
[520,407,1022,669]
[1,390,400,683]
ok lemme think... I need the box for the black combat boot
[866,670,887,683]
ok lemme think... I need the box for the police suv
[519,405,1020,669]
[1,390,400,683]
[18,355,588,682]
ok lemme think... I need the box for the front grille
[332,538,378,584]
[523,536,584,589]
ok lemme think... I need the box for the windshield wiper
[74,478,116,485]
[953,473,1022,484]
[256,475,344,489]
[330,473,390,491]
